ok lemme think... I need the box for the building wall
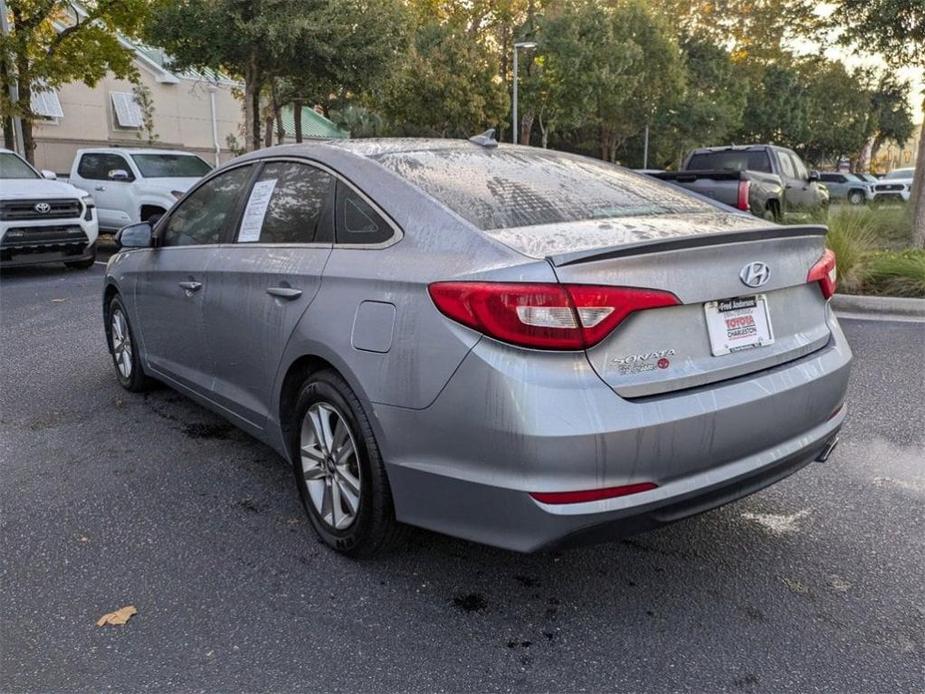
[31,61,244,174]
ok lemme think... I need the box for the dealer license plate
[704,295,775,356]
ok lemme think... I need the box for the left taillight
[807,249,837,300]
[736,179,750,211]
[427,282,679,350]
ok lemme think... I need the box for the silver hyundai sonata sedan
[104,138,851,555]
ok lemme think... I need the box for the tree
[799,61,871,167]
[737,63,811,148]
[857,74,915,172]
[373,17,509,137]
[648,36,748,168]
[0,0,148,162]
[824,0,925,245]
[146,0,407,151]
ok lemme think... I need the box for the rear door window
[334,181,394,245]
[236,161,334,244]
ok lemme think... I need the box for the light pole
[512,41,537,144]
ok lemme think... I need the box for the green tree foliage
[737,63,809,148]
[823,0,924,246]
[373,17,508,137]
[522,0,683,162]
[145,0,407,151]
[865,74,915,163]
[800,61,871,165]
[0,0,148,161]
[646,36,748,168]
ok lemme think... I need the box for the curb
[832,294,925,322]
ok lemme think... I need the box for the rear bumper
[375,315,852,552]
[386,413,843,552]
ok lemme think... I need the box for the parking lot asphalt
[1,260,923,693]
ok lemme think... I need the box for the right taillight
[427,282,679,350]
[736,179,750,211]
[807,249,837,300]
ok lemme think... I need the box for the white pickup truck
[1,148,99,269]
[67,148,212,232]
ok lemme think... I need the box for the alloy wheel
[299,402,362,530]
[111,309,133,379]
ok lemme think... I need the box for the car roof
[77,147,201,156]
[688,144,775,153]
[234,138,543,164]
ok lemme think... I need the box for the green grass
[820,206,923,297]
[825,205,913,249]
[862,250,925,297]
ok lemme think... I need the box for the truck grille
[1,225,87,249]
[874,183,905,192]
[0,198,82,220]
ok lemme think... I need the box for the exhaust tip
[815,436,839,463]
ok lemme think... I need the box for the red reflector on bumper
[530,482,658,505]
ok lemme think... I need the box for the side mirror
[108,169,130,181]
[808,170,820,183]
[116,222,153,249]
[41,169,57,180]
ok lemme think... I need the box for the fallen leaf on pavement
[96,605,137,627]
[51,298,66,303]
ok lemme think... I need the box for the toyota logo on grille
[33,202,52,214]
[739,261,771,288]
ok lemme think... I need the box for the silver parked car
[819,172,872,205]
[104,138,851,555]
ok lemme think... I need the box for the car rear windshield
[686,150,772,173]
[0,152,39,179]
[131,154,212,178]
[372,149,713,230]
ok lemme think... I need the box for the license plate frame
[704,294,775,356]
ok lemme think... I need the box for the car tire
[289,369,406,557]
[106,295,151,392]
[65,250,96,270]
[848,190,865,205]
[763,202,780,223]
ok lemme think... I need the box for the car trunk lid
[549,225,831,398]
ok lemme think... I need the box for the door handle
[178,280,202,292]
[94,185,106,191]
[266,287,302,300]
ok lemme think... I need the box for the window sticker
[238,178,278,242]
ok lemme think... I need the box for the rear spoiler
[548,225,828,268]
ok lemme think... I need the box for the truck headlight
[81,194,95,221]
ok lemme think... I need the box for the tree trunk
[519,110,534,146]
[911,114,925,248]
[293,98,303,143]
[263,113,274,148]
[21,117,34,163]
[14,53,35,163]
[856,137,874,173]
[537,112,548,149]
[243,52,262,152]
[0,58,15,151]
